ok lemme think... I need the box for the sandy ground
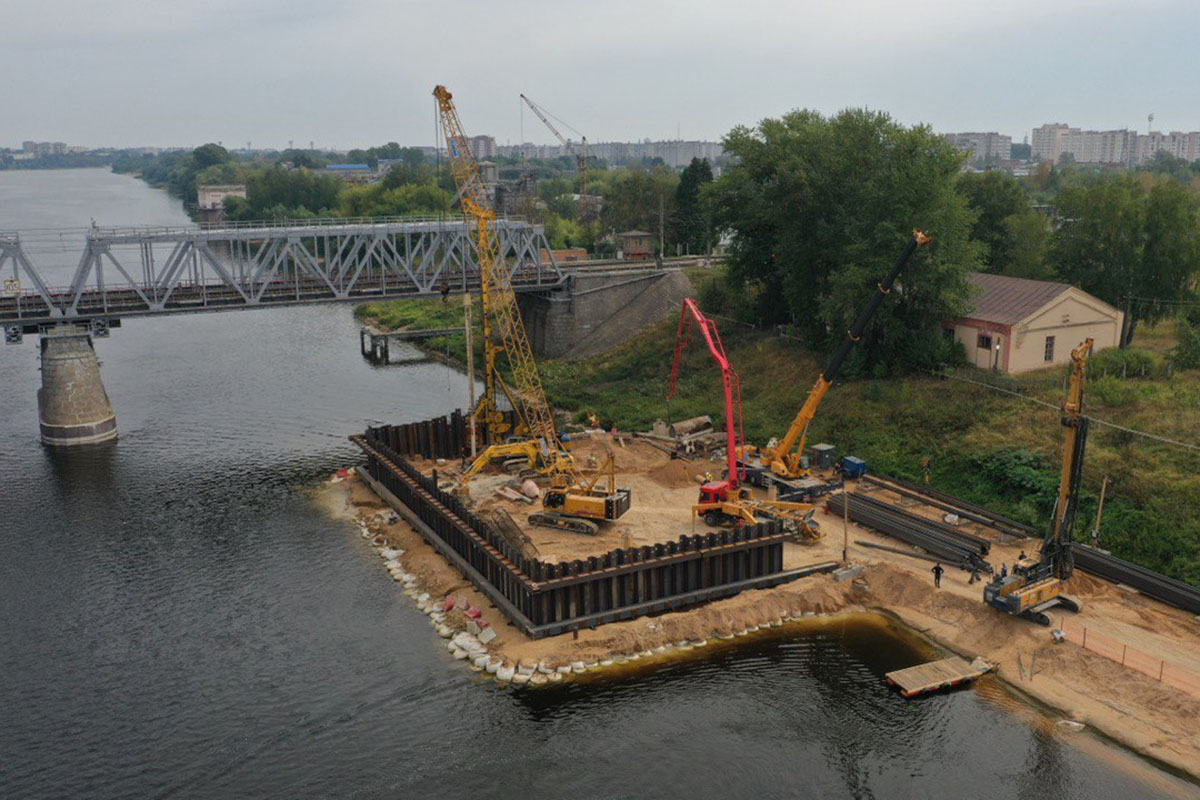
[318,437,1200,780]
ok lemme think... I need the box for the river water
[1,169,1195,799]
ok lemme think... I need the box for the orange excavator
[667,299,819,540]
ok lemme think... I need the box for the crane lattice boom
[434,85,568,471]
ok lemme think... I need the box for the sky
[4,0,1200,150]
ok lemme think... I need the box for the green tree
[957,171,1029,272]
[192,143,230,170]
[708,108,981,373]
[999,210,1053,279]
[674,157,714,254]
[1052,175,1200,345]
[599,166,678,247]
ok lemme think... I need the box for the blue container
[840,456,867,479]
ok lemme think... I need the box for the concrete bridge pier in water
[36,325,117,446]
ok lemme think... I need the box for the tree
[1051,175,1200,346]
[999,210,1053,279]
[957,171,1030,272]
[674,157,714,254]
[192,143,230,170]
[599,166,678,244]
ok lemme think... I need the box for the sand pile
[646,459,700,489]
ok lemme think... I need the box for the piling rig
[434,84,630,534]
[983,338,1092,625]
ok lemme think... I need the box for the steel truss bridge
[1,216,562,342]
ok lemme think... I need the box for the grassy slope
[355,298,1200,584]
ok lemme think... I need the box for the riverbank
[319,447,1200,783]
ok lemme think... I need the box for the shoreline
[316,468,1200,785]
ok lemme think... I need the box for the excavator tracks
[528,512,600,536]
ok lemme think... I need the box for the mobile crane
[434,85,630,534]
[983,339,1091,625]
[740,230,931,495]
[520,94,591,221]
[666,298,819,540]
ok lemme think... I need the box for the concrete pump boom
[667,298,744,487]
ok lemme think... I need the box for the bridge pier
[37,325,118,447]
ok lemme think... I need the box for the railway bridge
[1,216,700,445]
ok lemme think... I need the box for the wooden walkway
[885,656,992,698]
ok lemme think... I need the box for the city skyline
[4,0,1200,149]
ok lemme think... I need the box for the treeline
[698,109,1200,375]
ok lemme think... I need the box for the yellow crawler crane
[741,230,931,484]
[433,85,630,533]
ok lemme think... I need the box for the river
[1,168,1195,799]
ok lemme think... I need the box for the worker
[1018,549,1027,561]
[969,566,981,585]
[440,278,450,303]
[931,562,944,588]
[1000,563,1008,579]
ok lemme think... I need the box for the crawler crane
[434,85,630,534]
[741,230,931,494]
[983,339,1091,624]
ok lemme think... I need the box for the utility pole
[659,194,665,258]
[1091,476,1108,547]
[842,489,850,565]
[464,291,476,458]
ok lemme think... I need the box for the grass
[357,295,1200,585]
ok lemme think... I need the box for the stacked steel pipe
[1072,544,1200,614]
[827,492,992,572]
[865,474,1036,539]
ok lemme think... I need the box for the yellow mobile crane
[983,339,1091,624]
[520,94,591,221]
[740,230,931,490]
[434,85,630,534]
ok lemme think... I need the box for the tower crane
[741,230,931,491]
[984,339,1090,624]
[520,94,590,220]
[434,85,630,534]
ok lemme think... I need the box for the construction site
[334,85,1200,781]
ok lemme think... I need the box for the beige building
[944,273,1123,374]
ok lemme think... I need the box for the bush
[1169,319,1200,370]
[1088,346,1160,378]
[972,449,1057,501]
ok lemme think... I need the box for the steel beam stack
[1071,544,1200,614]
[827,492,991,572]
[865,474,1036,539]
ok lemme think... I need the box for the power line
[928,368,1200,453]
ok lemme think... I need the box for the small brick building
[944,272,1124,373]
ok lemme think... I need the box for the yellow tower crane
[520,94,591,221]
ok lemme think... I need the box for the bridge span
[2,215,700,447]
[1,215,561,339]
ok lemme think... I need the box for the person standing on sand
[931,562,944,588]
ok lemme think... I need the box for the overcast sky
[4,0,1198,150]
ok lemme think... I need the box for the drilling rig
[983,339,1091,625]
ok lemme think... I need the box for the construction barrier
[352,426,810,638]
[365,410,519,462]
[1059,618,1200,699]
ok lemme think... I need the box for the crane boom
[667,298,744,486]
[761,229,931,478]
[434,85,570,474]
[520,94,588,217]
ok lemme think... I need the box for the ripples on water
[1,170,1195,799]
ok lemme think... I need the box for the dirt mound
[647,459,700,489]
